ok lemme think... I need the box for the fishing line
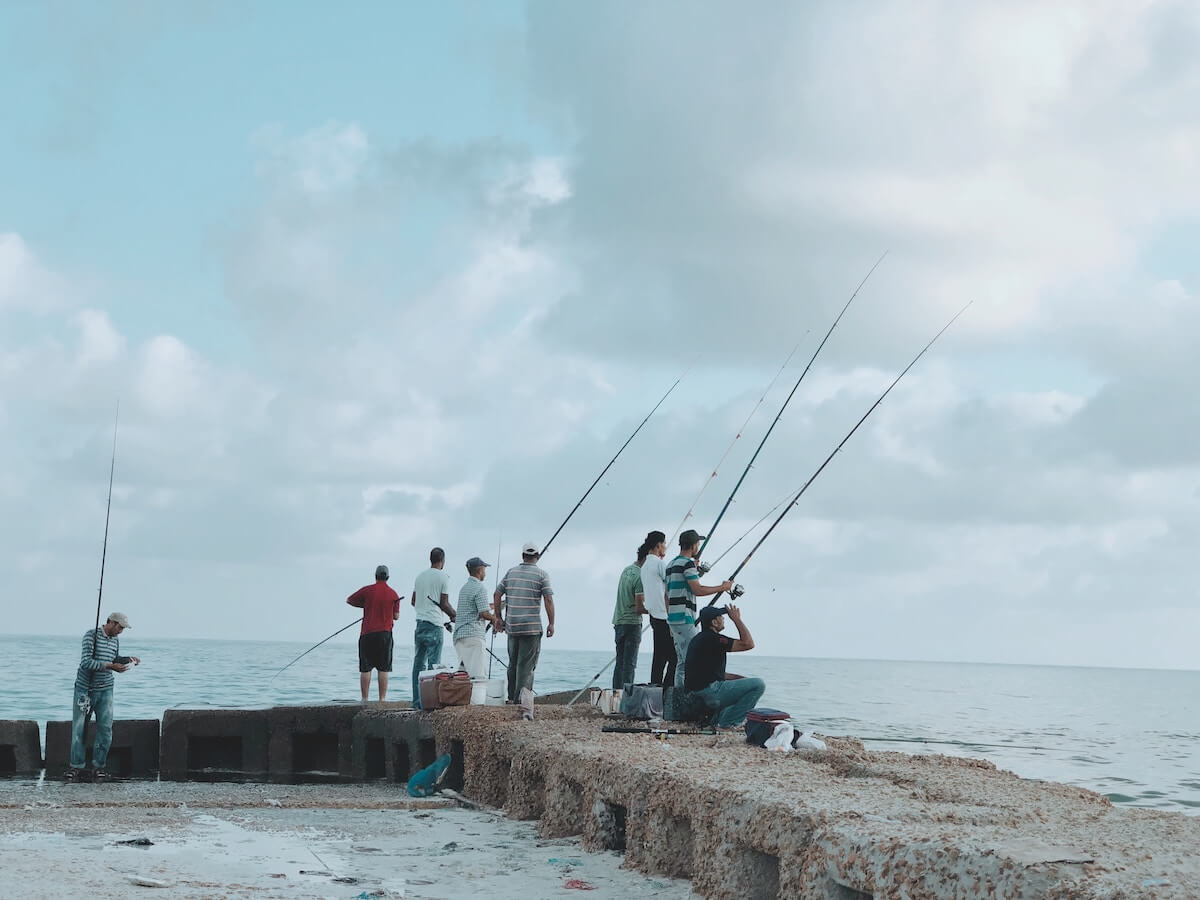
[709,301,972,605]
[668,334,807,545]
[696,253,887,559]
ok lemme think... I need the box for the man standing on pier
[411,547,454,708]
[684,604,765,728]
[68,612,139,783]
[666,529,733,687]
[638,530,675,686]
[454,556,500,679]
[612,540,648,689]
[494,541,555,704]
[347,565,401,701]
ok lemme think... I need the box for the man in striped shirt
[666,529,732,688]
[494,541,555,703]
[453,556,501,679]
[68,612,140,783]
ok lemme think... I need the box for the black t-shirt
[684,629,736,690]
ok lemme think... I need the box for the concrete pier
[0,720,40,775]
[4,705,1198,897]
[44,718,160,776]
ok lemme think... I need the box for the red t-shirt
[347,581,401,634]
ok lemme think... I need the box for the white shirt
[413,567,451,626]
[639,554,668,619]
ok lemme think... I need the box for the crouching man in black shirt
[683,604,765,728]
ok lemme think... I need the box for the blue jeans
[697,676,766,728]
[668,622,697,688]
[613,623,642,690]
[70,685,114,770]
[412,621,444,708]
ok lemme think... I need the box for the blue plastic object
[406,753,451,797]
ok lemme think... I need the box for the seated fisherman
[683,604,765,728]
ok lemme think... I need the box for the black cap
[679,528,705,548]
[465,557,490,570]
[698,605,728,626]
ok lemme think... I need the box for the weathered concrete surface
[266,703,361,783]
[44,718,160,776]
[0,720,41,774]
[160,708,269,781]
[412,706,1200,899]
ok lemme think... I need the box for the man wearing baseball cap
[665,529,733,688]
[67,612,140,783]
[683,603,765,728]
[493,541,555,703]
[453,556,501,679]
[346,565,402,701]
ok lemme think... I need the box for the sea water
[5,634,1197,815]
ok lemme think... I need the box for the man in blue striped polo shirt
[494,541,555,704]
[68,612,140,783]
[666,529,732,688]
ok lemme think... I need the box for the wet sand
[0,781,696,898]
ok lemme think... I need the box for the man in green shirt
[611,543,648,689]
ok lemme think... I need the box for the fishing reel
[729,583,745,600]
[697,561,712,575]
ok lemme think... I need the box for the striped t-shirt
[665,554,701,626]
[497,563,553,636]
[453,577,492,642]
[75,627,121,692]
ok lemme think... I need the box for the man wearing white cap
[67,612,140,783]
[493,541,555,704]
[454,557,502,679]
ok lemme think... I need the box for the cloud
[4,5,1200,671]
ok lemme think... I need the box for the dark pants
[649,616,676,687]
[613,623,642,690]
[507,633,542,702]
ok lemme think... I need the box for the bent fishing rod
[695,252,887,563]
[668,335,807,545]
[276,375,686,682]
[708,301,972,607]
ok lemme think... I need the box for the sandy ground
[0,780,696,899]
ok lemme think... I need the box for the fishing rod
[709,301,972,606]
[568,263,885,709]
[539,370,686,558]
[488,533,502,678]
[668,335,807,545]
[857,735,1052,752]
[696,253,886,561]
[270,618,362,681]
[89,403,120,680]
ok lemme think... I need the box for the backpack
[745,708,791,747]
[618,684,663,719]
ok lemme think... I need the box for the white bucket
[470,680,489,706]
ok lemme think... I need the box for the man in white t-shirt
[638,530,675,686]
[410,547,454,708]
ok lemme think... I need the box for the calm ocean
[6,634,1197,816]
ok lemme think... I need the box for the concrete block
[267,704,361,783]
[161,709,269,782]
[44,719,160,777]
[0,720,41,775]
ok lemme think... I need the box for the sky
[2,0,1198,670]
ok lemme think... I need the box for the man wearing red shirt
[346,565,402,701]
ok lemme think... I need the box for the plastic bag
[763,722,794,752]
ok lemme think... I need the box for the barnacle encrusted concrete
[412,705,1200,899]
